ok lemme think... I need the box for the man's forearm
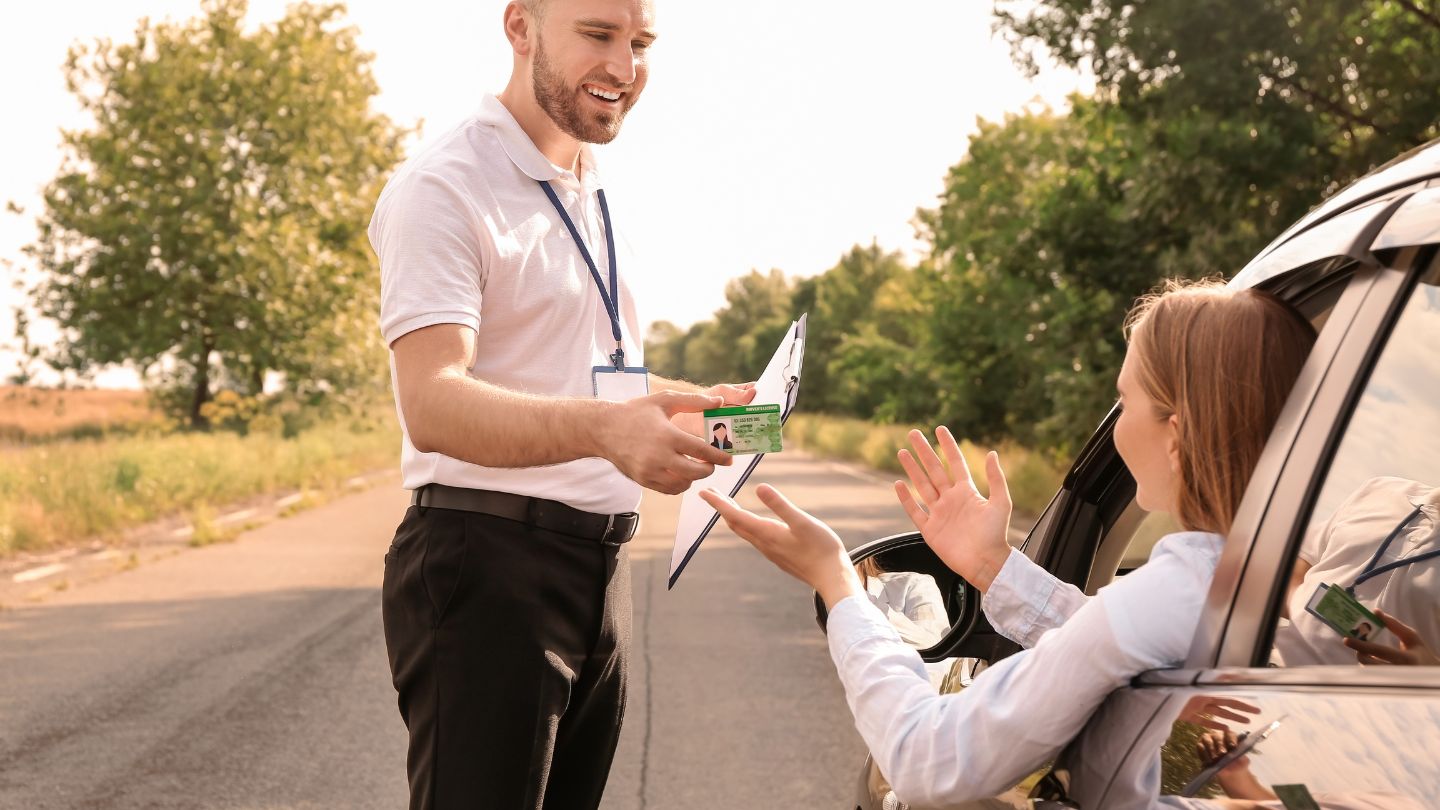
[406,369,615,468]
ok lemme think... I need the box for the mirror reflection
[856,557,949,649]
[849,541,972,654]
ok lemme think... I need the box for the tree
[23,0,407,425]
[996,0,1440,201]
[802,243,913,415]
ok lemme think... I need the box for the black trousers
[382,505,632,810]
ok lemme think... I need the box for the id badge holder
[593,365,650,402]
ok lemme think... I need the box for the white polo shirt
[1273,476,1440,665]
[369,94,644,515]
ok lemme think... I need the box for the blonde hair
[1124,279,1316,535]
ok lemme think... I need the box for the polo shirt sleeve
[370,169,488,346]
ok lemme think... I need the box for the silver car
[834,138,1440,809]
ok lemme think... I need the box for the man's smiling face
[530,0,657,145]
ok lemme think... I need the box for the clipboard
[1180,715,1285,797]
[667,315,807,589]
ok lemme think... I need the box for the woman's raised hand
[894,427,1013,592]
[700,484,864,609]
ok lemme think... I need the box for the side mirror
[813,531,982,664]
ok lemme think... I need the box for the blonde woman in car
[702,280,1316,808]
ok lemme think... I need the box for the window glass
[1269,262,1440,668]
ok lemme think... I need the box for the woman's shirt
[824,531,1224,807]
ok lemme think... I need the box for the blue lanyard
[538,180,626,369]
[1348,506,1439,593]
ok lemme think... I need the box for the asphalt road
[0,451,913,809]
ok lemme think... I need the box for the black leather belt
[411,484,638,546]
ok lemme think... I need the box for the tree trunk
[189,341,213,429]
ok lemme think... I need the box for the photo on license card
[704,404,782,456]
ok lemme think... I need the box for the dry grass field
[0,386,398,557]
[0,385,165,442]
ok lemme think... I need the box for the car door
[1048,234,1440,807]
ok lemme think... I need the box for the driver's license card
[703,404,782,455]
[1305,583,1382,641]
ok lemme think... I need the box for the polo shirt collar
[475,94,602,192]
[1411,488,1440,521]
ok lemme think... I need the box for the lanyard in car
[1348,506,1439,593]
[538,180,626,369]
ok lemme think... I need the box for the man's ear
[503,1,536,57]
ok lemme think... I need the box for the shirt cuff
[982,547,1057,647]
[826,593,903,668]
[381,311,480,347]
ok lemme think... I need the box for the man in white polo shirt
[368,1,752,808]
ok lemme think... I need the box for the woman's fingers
[897,449,940,506]
[984,451,1011,510]
[699,489,781,545]
[908,429,953,491]
[754,484,811,527]
[894,481,929,530]
[936,426,976,492]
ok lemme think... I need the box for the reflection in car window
[1270,263,1440,668]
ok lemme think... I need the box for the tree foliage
[650,2,1439,456]
[24,0,407,425]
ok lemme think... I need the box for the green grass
[784,413,1066,521]
[0,418,397,556]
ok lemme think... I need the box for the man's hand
[1179,696,1260,732]
[700,485,863,609]
[1344,609,1440,665]
[601,391,734,495]
[893,427,1013,592]
[670,381,757,437]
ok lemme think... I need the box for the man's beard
[532,37,636,145]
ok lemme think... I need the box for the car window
[1081,269,1353,596]
[1267,261,1440,668]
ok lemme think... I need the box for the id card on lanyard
[538,180,649,402]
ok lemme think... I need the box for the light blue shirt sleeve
[825,532,1224,808]
[982,547,1090,648]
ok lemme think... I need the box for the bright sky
[0,0,1089,388]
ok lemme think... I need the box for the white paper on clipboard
[668,315,806,589]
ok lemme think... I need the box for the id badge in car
[593,366,649,402]
[1304,582,1381,640]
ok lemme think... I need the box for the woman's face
[1114,344,1181,515]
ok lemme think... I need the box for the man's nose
[604,44,639,85]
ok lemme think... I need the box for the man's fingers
[1207,702,1260,724]
[660,391,724,416]
[897,449,940,505]
[675,430,734,466]
[908,430,953,490]
[1344,636,1404,664]
[894,481,929,529]
[1375,609,1423,647]
[1208,698,1261,715]
[665,455,716,483]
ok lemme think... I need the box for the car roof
[1232,137,1440,290]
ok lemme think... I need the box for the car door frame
[1081,243,1440,807]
